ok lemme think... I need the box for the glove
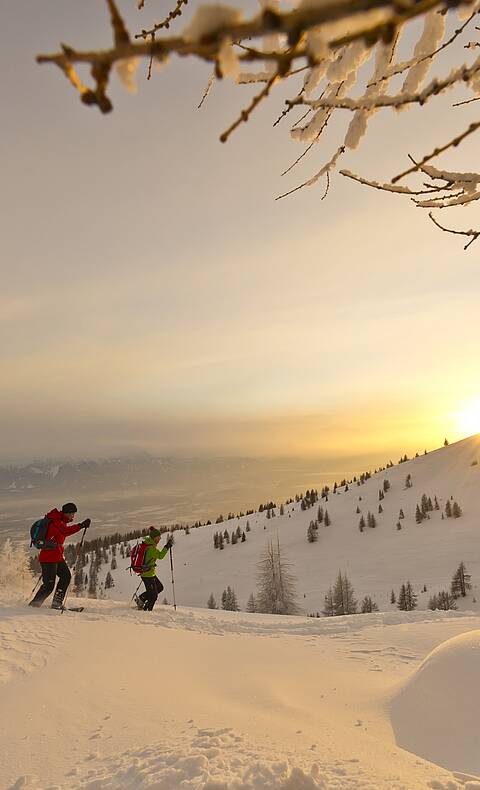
[80,518,91,529]
[165,537,173,550]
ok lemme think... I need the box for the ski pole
[29,575,42,599]
[169,546,177,611]
[62,525,88,614]
[130,580,142,608]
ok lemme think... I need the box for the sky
[1,1,480,464]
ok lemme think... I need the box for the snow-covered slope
[97,435,480,614]
[3,436,480,789]
[1,599,480,789]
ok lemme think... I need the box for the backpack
[30,517,57,550]
[129,542,152,574]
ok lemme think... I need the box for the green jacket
[140,536,170,578]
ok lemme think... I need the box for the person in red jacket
[29,503,91,609]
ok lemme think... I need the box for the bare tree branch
[428,212,480,248]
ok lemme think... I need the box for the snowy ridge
[91,434,480,615]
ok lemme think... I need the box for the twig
[321,171,330,200]
[220,73,279,143]
[198,72,215,108]
[428,212,480,249]
[275,145,345,200]
[136,0,190,38]
[392,119,480,182]
[340,169,454,194]
[453,95,480,106]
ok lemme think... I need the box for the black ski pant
[139,576,164,611]
[29,560,71,608]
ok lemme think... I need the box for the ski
[60,606,85,613]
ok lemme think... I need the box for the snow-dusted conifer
[324,510,331,526]
[332,571,357,615]
[358,515,365,532]
[445,500,452,518]
[451,561,471,597]
[256,538,299,615]
[361,595,378,613]
[246,593,256,613]
[0,539,34,595]
[436,590,457,610]
[207,593,217,609]
[322,587,335,617]
[452,501,462,518]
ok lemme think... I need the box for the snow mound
[390,630,480,776]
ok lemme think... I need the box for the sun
[454,398,480,439]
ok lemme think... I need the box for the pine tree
[396,522,402,530]
[452,501,462,518]
[398,581,417,610]
[88,557,98,598]
[361,595,378,614]
[0,539,34,594]
[322,586,335,616]
[444,437,449,446]
[397,584,407,610]
[399,508,405,519]
[378,504,383,514]
[324,510,331,526]
[445,500,452,518]
[367,512,377,528]
[307,522,318,543]
[280,504,284,516]
[245,521,251,532]
[105,571,115,589]
[218,533,224,550]
[434,496,440,510]
[246,593,256,613]
[405,474,412,489]
[256,538,299,615]
[207,593,218,609]
[241,531,246,542]
[379,490,384,501]
[451,561,471,597]
[358,515,365,532]
[390,589,396,604]
[317,506,324,523]
[428,594,438,610]
[436,590,458,610]
[111,556,117,570]
[332,571,357,615]
[356,506,361,514]
[415,505,424,524]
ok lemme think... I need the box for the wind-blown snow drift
[390,629,480,775]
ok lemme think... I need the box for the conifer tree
[246,593,256,613]
[399,508,405,519]
[307,522,318,543]
[111,556,117,570]
[356,506,361,514]
[434,496,440,510]
[358,515,365,532]
[245,521,251,532]
[378,504,383,514]
[324,510,331,526]
[451,561,471,597]
[241,531,246,542]
[280,504,284,516]
[436,590,458,610]
[428,594,438,610]
[415,505,424,524]
[256,538,299,615]
[361,595,378,614]
[405,474,412,489]
[367,512,376,528]
[322,587,335,617]
[452,501,462,518]
[397,584,407,610]
[332,571,357,615]
[317,506,324,523]
[445,500,452,518]
[105,571,114,589]
[390,589,396,604]
[396,522,402,530]
[207,593,218,609]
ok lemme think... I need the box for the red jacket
[38,508,82,563]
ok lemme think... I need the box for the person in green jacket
[135,527,173,611]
